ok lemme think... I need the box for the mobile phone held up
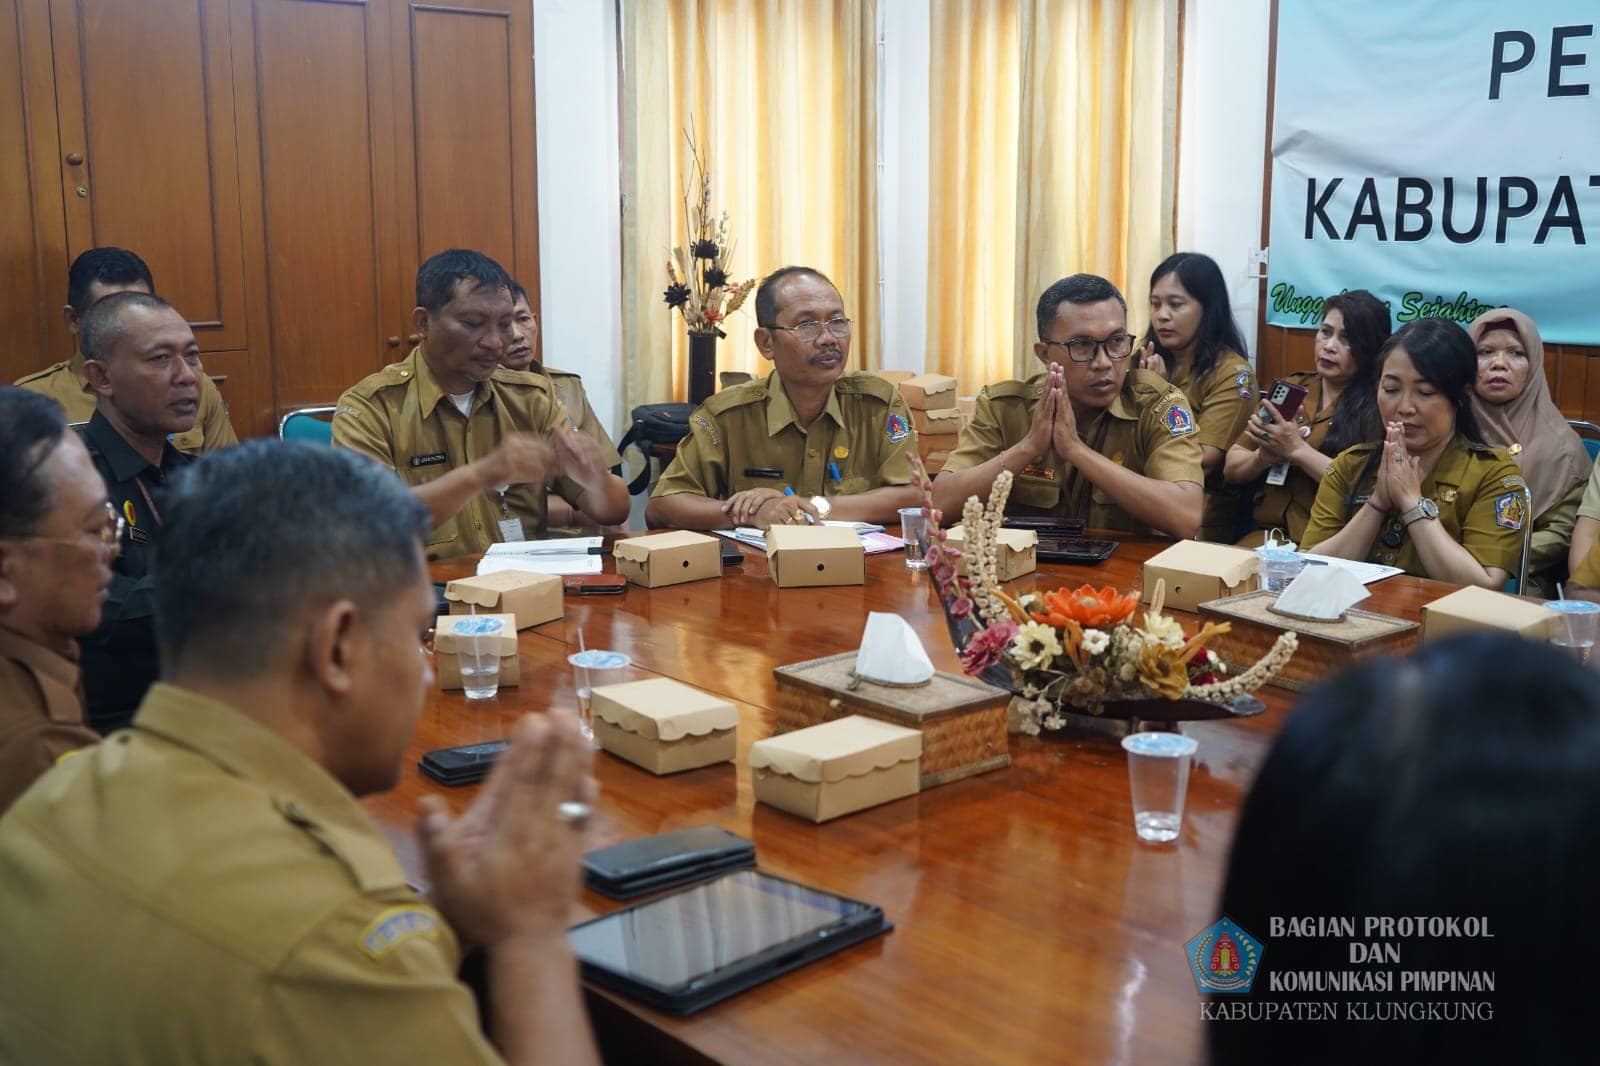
[1259,378,1308,423]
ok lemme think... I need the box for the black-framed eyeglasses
[768,317,853,344]
[1042,333,1135,363]
[2,501,124,554]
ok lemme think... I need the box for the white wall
[532,0,624,431]
[877,0,930,373]
[1175,0,1273,361]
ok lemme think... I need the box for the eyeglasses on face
[768,317,853,344]
[1041,333,1135,363]
[2,501,124,554]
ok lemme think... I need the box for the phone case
[562,574,628,595]
[1263,379,1308,422]
[583,826,757,899]
[419,740,508,786]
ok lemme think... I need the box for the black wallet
[583,825,757,899]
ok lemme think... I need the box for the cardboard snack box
[447,570,562,630]
[750,715,922,822]
[434,613,519,690]
[898,374,958,411]
[944,526,1038,581]
[912,407,964,436]
[591,677,739,774]
[614,531,722,589]
[766,525,865,588]
[1421,585,1555,642]
[1141,540,1259,613]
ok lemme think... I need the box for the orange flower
[1028,585,1141,630]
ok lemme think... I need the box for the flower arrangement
[912,459,1297,735]
[662,133,755,338]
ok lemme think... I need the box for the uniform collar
[83,410,183,484]
[1023,370,1139,422]
[764,371,844,437]
[410,346,488,421]
[132,683,408,892]
[0,627,81,724]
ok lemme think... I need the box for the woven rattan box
[772,651,1010,789]
[1198,589,1419,692]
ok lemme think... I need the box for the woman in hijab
[1468,307,1590,596]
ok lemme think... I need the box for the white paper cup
[1121,731,1199,843]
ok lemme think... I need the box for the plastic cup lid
[568,650,631,669]
[1256,548,1300,563]
[1121,731,1198,757]
[1547,600,1600,615]
[451,616,505,635]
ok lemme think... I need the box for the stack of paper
[478,537,602,576]
[714,526,904,556]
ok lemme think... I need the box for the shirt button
[808,449,817,458]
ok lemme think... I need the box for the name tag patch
[742,467,784,479]
[1494,491,1526,531]
[408,452,448,468]
[359,905,442,959]
[1163,405,1195,436]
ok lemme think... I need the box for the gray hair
[80,290,176,363]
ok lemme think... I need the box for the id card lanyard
[495,488,523,543]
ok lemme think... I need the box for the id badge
[497,515,524,543]
[1265,460,1290,487]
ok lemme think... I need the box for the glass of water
[567,649,632,744]
[1121,731,1199,843]
[1547,600,1600,665]
[899,507,928,570]
[451,616,505,700]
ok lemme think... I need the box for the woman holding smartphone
[1300,318,1525,587]
[1224,290,1390,546]
[1136,253,1255,541]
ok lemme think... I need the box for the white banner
[1267,1,1600,343]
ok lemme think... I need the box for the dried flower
[1011,621,1062,671]
[950,596,974,619]
[1081,628,1110,656]
[704,267,729,287]
[663,283,691,309]
[1032,586,1141,629]
[1139,612,1186,650]
[960,620,1018,674]
[691,239,720,259]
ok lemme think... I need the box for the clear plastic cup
[451,616,505,700]
[899,507,928,570]
[568,649,632,743]
[1121,731,1199,843]
[1547,600,1600,665]
[1257,547,1304,593]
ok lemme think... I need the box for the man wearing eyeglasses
[932,274,1203,538]
[0,388,108,812]
[647,266,921,530]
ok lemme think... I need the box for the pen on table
[502,545,611,555]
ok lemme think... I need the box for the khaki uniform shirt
[1171,348,1255,542]
[1301,438,1526,578]
[940,369,1204,533]
[0,683,501,1064]
[540,365,622,469]
[14,359,237,456]
[1568,455,1600,586]
[652,371,916,500]
[1234,370,1330,545]
[332,347,587,558]
[0,629,97,815]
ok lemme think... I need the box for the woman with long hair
[1466,307,1590,597]
[1224,290,1389,545]
[1300,318,1525,587]
[1136,253,1255,541]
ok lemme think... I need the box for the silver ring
[554,800,592,826]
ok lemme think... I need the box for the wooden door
[390,0,541,303]
[230,0,407,422]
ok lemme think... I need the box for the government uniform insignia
[1234,371,1254,398]
[886,413,910,442]
[693,415,720,447]
[1494,491,1526,531]
[1440,487,1457,503]
[1163,405,1195,436]
[833,446,849,459]
[359,905,442,959]
[1021,463,1056,480]
[1185,917,1264,994]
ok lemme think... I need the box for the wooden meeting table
[362,536,1452,1064]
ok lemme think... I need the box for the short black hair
[0,387,70,539]
[415,249,513,314]
[67,247,155,314]
[79,291,177,364]
[152,441,432,677]
[1035,274,1127,339]
[755,266,837,327]
[509,280,530,307]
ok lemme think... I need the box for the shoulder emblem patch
[886,412,910,443]
[693,415,721,447]
[1163,405,1195,436]
[359,905,442,960]
[1494,491,1527,531]
[1234,370,1255,398]
[1501,474,1526,490]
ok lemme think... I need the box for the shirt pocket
[728,469,789,495]
[1011,474,1061,510]
[835,474,872,495]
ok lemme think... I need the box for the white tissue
[1273,562,1370,620]
[853,612,936,685]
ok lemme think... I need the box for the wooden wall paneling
[240,0,405,418]
[391,0,540,309]
[0,0,69,386]
[48,0,252,355]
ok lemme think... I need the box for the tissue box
[772,651,1009,787]
[912,408,964,436]
[766,525,865,588]
[434,613,519,689]
[898,374,958,411]
[591,677,739,774]
[1198,590,1419,692]
[613,531,721,589]
[446,571,562,630]
[1142,540,1259,613]
[944,526,1037,581]
[1422,586,1554,642]
[750,715,922,822]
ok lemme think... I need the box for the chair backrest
[1570,419,1600,463]
[278,405,338,445]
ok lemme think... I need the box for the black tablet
[567,869,890,1015]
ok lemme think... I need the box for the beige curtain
[620,0,880,414]
[927,0,1180,390]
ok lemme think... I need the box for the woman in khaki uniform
[1136,253,1256,541]
[1302,319,1525,588]
[1466,308,1589,597]
[1224,291,1390,546]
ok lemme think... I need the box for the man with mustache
[647,266,920,530]
[932,274,1203,538]
[75,291,205,733]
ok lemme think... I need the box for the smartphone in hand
[1259,378,1309,423]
